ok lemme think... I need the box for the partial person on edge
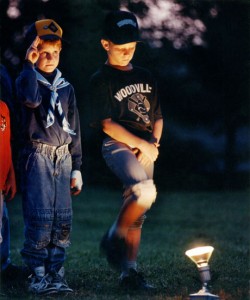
[0,64,28,285]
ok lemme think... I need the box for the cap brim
[40,34,71,46]
[105,33,141,45]
[40,34,61,40]
[111,38,141,45]
[104,25,140,45]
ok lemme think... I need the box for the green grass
[1,187,249,299]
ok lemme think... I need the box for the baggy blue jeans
[20,142,72,273]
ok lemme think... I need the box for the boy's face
[36,41,61,73]
[101,40,137,67]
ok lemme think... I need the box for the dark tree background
[0,0,249,191]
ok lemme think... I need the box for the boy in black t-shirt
[90,10,163,290]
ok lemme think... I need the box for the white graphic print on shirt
[114,83,152,125]
[114,83,152,101]
[128,93,150,124]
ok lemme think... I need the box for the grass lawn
[1,187,249,299]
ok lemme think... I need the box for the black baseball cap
[25,19,63,45]
[102,10,140,45]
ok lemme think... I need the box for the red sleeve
[0,100,12,189]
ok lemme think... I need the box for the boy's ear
[101,39,109,51]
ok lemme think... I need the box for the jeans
[20,142,72,273]
[0,201,11,271]
[102,137,154,187]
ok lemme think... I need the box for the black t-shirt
[89,64,162,141]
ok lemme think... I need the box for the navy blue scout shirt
[16,61,82,170]
[90,64,162,141]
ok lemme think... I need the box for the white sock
[121,261,137,277]
[108,222,117,238]
[127,261,137,271]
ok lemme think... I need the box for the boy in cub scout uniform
[16,19,82,295]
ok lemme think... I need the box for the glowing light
[185,246,214,267]
[185,245,219,299]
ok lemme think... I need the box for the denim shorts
[102,137,154,187]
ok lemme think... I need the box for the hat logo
[117,19,137,28]
[43,22,58,33]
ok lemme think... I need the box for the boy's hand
[4,163,16,202]
[4,184,16,202]
[70,170,83,196]
[137,141,159,163]
[25,36,40,64]
[136,151,152,167]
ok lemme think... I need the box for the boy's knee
[27,222,52,250]
[52,221,72,248]
[124,179,157,209]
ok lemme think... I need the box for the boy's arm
[150,118,163,146]
[16,61,41,108]
[16,37,42,108]
[68,88,83,195]
[138,118,163,166]
[101,118,159,163]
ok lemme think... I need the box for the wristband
[71,170,83,190]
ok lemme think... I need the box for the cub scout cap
[103,10,140,45]
[25,19,62,44]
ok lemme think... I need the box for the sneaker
[100,230,126,270]
[119,268,155,290]
[50,267,73,293]
[28,266,57,295]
